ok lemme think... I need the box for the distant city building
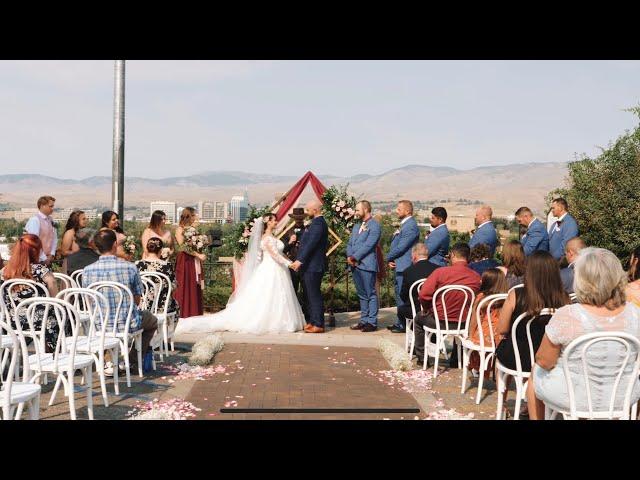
[198,200,229,224]
[150,201,177,224]
[446,215,475,233]
[13,208,39,222]
[53,208,98,222]
[230,190,249,223]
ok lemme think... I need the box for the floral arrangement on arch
[232,204,274,259]
[321,184,358,235]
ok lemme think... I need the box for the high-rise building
[150,201,177,224]
[198,200,229,224]
[230,190,249,223]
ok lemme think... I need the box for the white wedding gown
[174,235,306,335]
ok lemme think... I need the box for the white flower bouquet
[183,226,210,254]
[123,235,137,255]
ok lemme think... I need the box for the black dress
[495,288,553,372]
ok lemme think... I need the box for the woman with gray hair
[526,247,640,419]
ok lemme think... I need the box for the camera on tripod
[206,228,224,249]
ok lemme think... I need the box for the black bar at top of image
[220,408,421,414]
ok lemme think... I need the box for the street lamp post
[111,60,125,220]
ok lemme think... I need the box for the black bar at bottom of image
[220,408,421,413]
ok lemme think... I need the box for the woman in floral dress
[135,237,180,317]
[0,234,69,352]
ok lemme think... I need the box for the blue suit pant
[352,268,378,326]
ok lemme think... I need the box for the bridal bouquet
[322,184,358,235]
[123,235,137,256]
[184,226,210,254]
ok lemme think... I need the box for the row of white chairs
[0,270,180,420]
[403,282,640,420]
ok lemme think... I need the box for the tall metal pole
[111,60,125,220]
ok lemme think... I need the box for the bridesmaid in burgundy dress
[174,207,206,318]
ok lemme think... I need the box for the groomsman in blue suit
[347,200,382,332]
[468,205,498,257]
[385,200,420,333]
[515,206,550,256]
[424,207,450,267]
[548,198,579,261]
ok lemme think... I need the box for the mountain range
[0,162,569,216]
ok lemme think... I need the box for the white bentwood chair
[422,285,476,378]
[56,288,120,406]
[544,332,640,420]
[15,297,95,420]
[88,281,143,387]
[495,308,555,420]
[405,279,426,359]
[52,272,77,292]
[140,271,176,358]
[0,316,41,420]
[460,293,508,404]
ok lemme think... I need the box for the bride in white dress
[174,214,306,335]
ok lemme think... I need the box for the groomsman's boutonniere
[359,221,369,233]
[392,222,401,236]
[303,219,312,227]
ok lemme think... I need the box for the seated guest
[498,239,526,288]
[393,243,440,333]
[515,206,549,256]
[424,207,450,267]
[495,250,570,374]
[560,237,586,294]
[467,268,509,371]
[82,229,158,370]
[135,237,179,316]
[0,234,66,352]
[527,247,640,419]
[625,246,640,307]
[469,243,500,276]
[469,205,498,256]
[414,243,481,365]
[66,228,99,274]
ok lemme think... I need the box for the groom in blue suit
[385,200,420,333]
[515,206,550,256]
[291,200,328,333]
[347,200,382,332]
[548,198,579,261]
[424,207,450,267]
[468,205,498,257]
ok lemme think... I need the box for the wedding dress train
[174,235,306,335]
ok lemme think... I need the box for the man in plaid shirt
[83,229,158,369]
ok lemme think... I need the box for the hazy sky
[0,60,638,179]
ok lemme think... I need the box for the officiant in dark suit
[282,207,308,304]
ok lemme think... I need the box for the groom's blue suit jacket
[296,216,328,273]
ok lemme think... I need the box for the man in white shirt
[24,195,57,264]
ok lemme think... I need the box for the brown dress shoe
[306,325,325,333]
[350,322,366,330]
[304,323,313,331]
[361,323,378,332]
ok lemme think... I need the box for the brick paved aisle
[185,344,425,420]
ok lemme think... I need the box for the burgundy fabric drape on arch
[275,171,327,221]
